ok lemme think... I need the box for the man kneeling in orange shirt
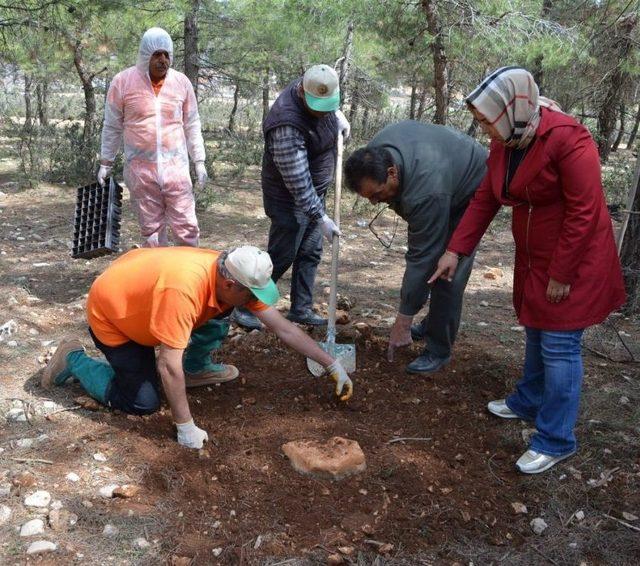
[42,246,352,449]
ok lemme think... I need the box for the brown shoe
[184,364,239,388]
[41,337,85,389]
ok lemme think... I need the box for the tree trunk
[612,102,626,152]
[422,0,449,124]
[627,103,640,149]
[228,83,239,132]
[71,38,99,162]
[35,80,48,127]
[337,21,354,103]
[416,82,429,120]
[262,67,270,124]
[184,0,200,97]
[619,153,640,314]
[467,118,478,138]
[532,0,553,93]
[597,14,637,161]
[23,74,33,132]
[409,80,417,120]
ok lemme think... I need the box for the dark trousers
[414,251,475,358]
[263,194,324,314]
[89,329,161,415]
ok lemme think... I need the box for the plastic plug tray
[71,178,123,259]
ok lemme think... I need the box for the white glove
[97,164,112,187]
[195,162,208,188]
[175,419,209,449]
[335,109,351,140]
[326,360,353,401]
[321,214,341,243]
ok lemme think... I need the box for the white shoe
[487,399,519,419]
[516,449,575,474]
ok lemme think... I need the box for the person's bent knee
[132,381,161,415]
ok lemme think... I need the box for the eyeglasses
[368,205,399,248]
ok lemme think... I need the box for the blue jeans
[506,327,584,456]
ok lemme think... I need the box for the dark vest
[261,80,338,203]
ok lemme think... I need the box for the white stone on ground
[50,500,63,510]
[5,408,27,421]
[103,523,119,536]
[212,548,223,557]
[134,537,150,549]
[66,472,80,482]
[98,484,119,498]
[20,518,45,536]
[24,490,51,508]
[0,504,12,525]
[531,517,548,535]
[93,452,107,462]
[26,540,57,554]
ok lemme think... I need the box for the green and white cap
[303,64,340,112]
[225,246,279,306]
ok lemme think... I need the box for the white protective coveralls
[100,27,205,247]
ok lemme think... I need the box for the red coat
[448,108,626,330]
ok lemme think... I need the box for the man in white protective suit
[97,27,207,247]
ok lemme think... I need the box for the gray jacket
[368,120,488,315]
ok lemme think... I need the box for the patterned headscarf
[466,66,562,149]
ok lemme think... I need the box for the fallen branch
[10,457,54,465]
[603,513,640,532]
[386,437,432,445]
[45,405,81,420]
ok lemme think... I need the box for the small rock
[510,325,525,332]
[50,500,63,511]
[477,321,489,327]
[335,310,350,325]
[99,484,118,498]
[574,510,585,521]
[619,396,630,405]
[24,490,51,508]
[0,504,11,525]
[134,537,150,549]
[0,484,11,497]
[282,437,366,480]
[198,449,210,459]
[20,518,45,536]
[483,268,504,280]
[354,322,371,337]
[531,517,548,535]
[49,508,77,532]
[26,540,57,554]
[6,408,27,422]
[93,452,107,462]
[81,500,93,508]
[378,543,394,555]
[338,546,355,556]
[13,471,36,487]
[242,397,256,405]
[480,300,489,307]
[15,438,34,449]
[103,523,119,536]
[327,553,344,565]
[113,485,140,499]
[66,472,80,483]
[511,502,528,514]
[74,396,101,411]
[622,511,638,521]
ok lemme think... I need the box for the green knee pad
[183,319,230,374]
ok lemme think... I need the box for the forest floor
[1,155,640,565]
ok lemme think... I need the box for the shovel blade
[307,341,356,377]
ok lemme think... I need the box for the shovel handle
[327,133,343,351]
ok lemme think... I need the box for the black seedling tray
[72,178,123,259]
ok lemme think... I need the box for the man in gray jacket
[344,121,487,374]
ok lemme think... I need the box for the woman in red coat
[431,67,626,474]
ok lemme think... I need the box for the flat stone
[511,502,528,514]
[99,484,119,498]
[66,472,80,483]
[0,504,11,525]
[93,452,107,462]
[282,436,366,480]
[24,490,51,508]
[6,408,27,421]
[26,540,57,554]
[20,518,45,536]
[483,268,504,280]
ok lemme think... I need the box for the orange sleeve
[149,288,199,349]
[246,299,269,313]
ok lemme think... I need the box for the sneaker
[286,309,327,326]
[41,337,84,389]
[487,399,519,419]
[405,352,450,374]
[184,364,239,387]
[231,308,263,331]
[515,449,575,474]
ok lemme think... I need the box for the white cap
[302,64,340,112]
[225,246,279,305]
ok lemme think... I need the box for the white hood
[136,27,173,74]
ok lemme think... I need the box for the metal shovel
[307,133,356,376]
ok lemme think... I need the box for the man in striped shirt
[233,65,350,330]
